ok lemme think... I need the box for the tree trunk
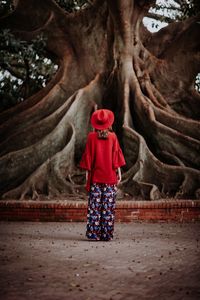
[0,0,200,200]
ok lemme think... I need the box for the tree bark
[0,0,200,200]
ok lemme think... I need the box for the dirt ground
[0,221,200,300]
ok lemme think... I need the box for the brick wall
[0,200,200,222]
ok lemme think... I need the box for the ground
[0,221,200,300]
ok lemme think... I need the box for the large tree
[0,0,200,200]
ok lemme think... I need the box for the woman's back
[80,131,125,184]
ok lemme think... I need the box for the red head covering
[91,109,114,130]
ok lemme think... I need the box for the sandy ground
[0,221,200,300]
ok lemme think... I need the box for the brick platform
[0,200,200,222]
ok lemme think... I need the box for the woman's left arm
[86,170,89,182]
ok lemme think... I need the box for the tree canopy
[1,0,200,109]
[1,0,199,110]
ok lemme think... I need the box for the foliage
[178,0,200,19]
[195,73,200,92]
[0,0,91,111]
[0,28,57,111]
[55,0,91,12]
[147,0,200,31]
[0,0,13,17]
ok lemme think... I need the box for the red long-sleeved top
[79,131,126,189]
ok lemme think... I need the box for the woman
[80,109,126,241]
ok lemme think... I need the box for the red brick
[0,200,200,222]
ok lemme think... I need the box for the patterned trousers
[86,183,117,241]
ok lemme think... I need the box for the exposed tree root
[0,74,103,199]
[121,126,200,199]
[0,91,77,156]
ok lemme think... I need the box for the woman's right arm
[117,167,121,184]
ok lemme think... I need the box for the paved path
[0,221,200,300]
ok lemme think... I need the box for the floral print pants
[86,183,117,241]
